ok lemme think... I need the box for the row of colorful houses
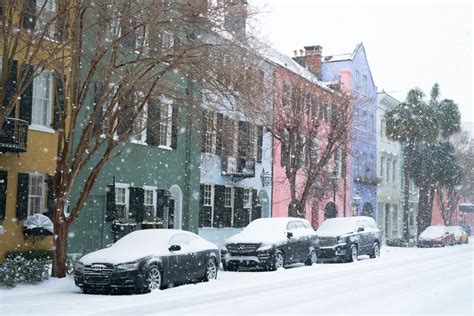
[1,0,472,261]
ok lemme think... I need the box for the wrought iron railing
[0,117,28,153]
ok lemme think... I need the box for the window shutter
[129,187,144,223]
[213,185,226,228]
[251,189,261,221]
[116,94,134,136]
[233,187,244,228]
[20,64,34,124]
[92,81,102,134]
[199,184,204,227]
[146,98,160,146]
[257,126,263,163]
[215,113,224,157]
[46,175,55,219]
[170,104,178,149]
[53,73,65,130]
[3,60,17,116]
[121,15,137,50]
[105,184,116,222]
[200,110,208,153]
[21,0,36,30]
[16,173,29,221]
[0,171,8,220]
[238,121,250,160]
[54,5,68,41]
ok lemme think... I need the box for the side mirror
[287,231,293,239]
[357,227,364,232]
[169,245,181,252]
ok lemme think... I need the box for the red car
[417,226,456,247]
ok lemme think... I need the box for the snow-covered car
[221,217,318,271]
[447,226,469,244]
[315,216,381,262]
[417,226,455,247]
[74,229,219,294]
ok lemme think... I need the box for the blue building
[321,43,378,219]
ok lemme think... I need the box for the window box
[23,226,53,237]
[0,118,28,153]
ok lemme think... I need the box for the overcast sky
[250,0,473,123]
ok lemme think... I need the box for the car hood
[79,247,157,265]
[315,231,353,238]
[225,232,286,246]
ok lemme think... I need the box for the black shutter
[257,126,263,163]
[54,5,68,41]
[3,60,17,115]
[170,104,178,149]
[20,64,34,124]
[238,121,249,159]
[45,175,54,219]
[16,173,29,221]
[0,171,8,220]
[251,189,261,221]
[215,113,224,157]
[105,184,116,222]
[213,185,225,228]
[92,81,102,134]
[223,116,233,157]
[121,16,137,50]
[129,187,144,223]
[201,110,208,153]
[22,0,36,30]
[199,184,211,228]
[146,98,160,146]
[53,73,65,130]
[233,187,244,228]
[116,94,134,136]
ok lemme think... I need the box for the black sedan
[315,216,381,262]
[221,217,319,271]
[73,229,220,294]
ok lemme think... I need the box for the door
[281,221,299,263]
[167,234,193,283]
[292,221,310,262]
[356,220,370,254]
[168,199,175,229]
[84,195,105,254]
[169,185,183,229]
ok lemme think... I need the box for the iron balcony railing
[0,118,28,153]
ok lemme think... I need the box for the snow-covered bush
[0,251,51,287]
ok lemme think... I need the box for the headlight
[337,236,347,244]
[115,262,140,271]
[221,246,228,253]
[73,261,84,272]
[257,244,273,252]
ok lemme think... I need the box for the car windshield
[419,226,447,239]
[316,218,356,235]
[113,230,175,249]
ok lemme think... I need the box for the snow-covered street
[1,242,472,315]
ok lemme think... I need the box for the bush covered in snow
[0,250,51,287]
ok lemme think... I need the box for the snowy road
[1,243,473,315]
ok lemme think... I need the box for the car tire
[204,259,218,282]
[305,249,318,266]
[347,244,358,262]
[269,251,284,271]
[143,265,162,293]
[369,242,380,259]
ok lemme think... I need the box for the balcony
[0,118,28,153]
[222,156,255,179]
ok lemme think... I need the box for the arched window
[381,119,386,138]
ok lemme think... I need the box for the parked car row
[73,216,383,294]
[417,225,469,247]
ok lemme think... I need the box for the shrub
[0,251,50,288]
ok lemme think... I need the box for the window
[370,115,374,133]
[203,184,213,207]
[380,156,385,181]
[362,111,367,130]
[243,188,251,209]
[224,186,233,208]
[131,93,147,144]
[160,30,175,50]
[143,186,156,218]
[36,0,56,38]
[115,183,129,219]
[159,103,172,147]
[393,160,397,182]
[28,174,46,216]
[32,70,53,127]
[387,159,391,183]
[135,24,149,53]
[355,71,360,90]
[249,124,257,160]
[204,111,216,154]
[363,75,368,95]
[381,119,385,138]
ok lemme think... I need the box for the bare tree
[2,0,265,277]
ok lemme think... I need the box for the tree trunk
[52,221,69,278]
[402,144,413,241]
[416,185,432,237]
[288,200,305,218]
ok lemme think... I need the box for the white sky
[249,0,473,122]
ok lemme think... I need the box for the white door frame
[169,185,183,229]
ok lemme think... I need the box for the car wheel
[204,259,218,281]
[269,251,284,271]
[144,265,162,292]
[305,249,318,266]
[369,242,380,259]
[347,244,358,262]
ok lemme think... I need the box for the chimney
[224,0,248,36]
[303,45,323,79]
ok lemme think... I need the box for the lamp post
[352,193,362,216]
[329,171,338,204]
[260,168,272,187]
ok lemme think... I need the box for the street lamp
[260,168,272,187]
[352,193,362,216]
[329,171,338,203]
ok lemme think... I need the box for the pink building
[266,47,352,228]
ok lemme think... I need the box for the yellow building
[0,0,69,260]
